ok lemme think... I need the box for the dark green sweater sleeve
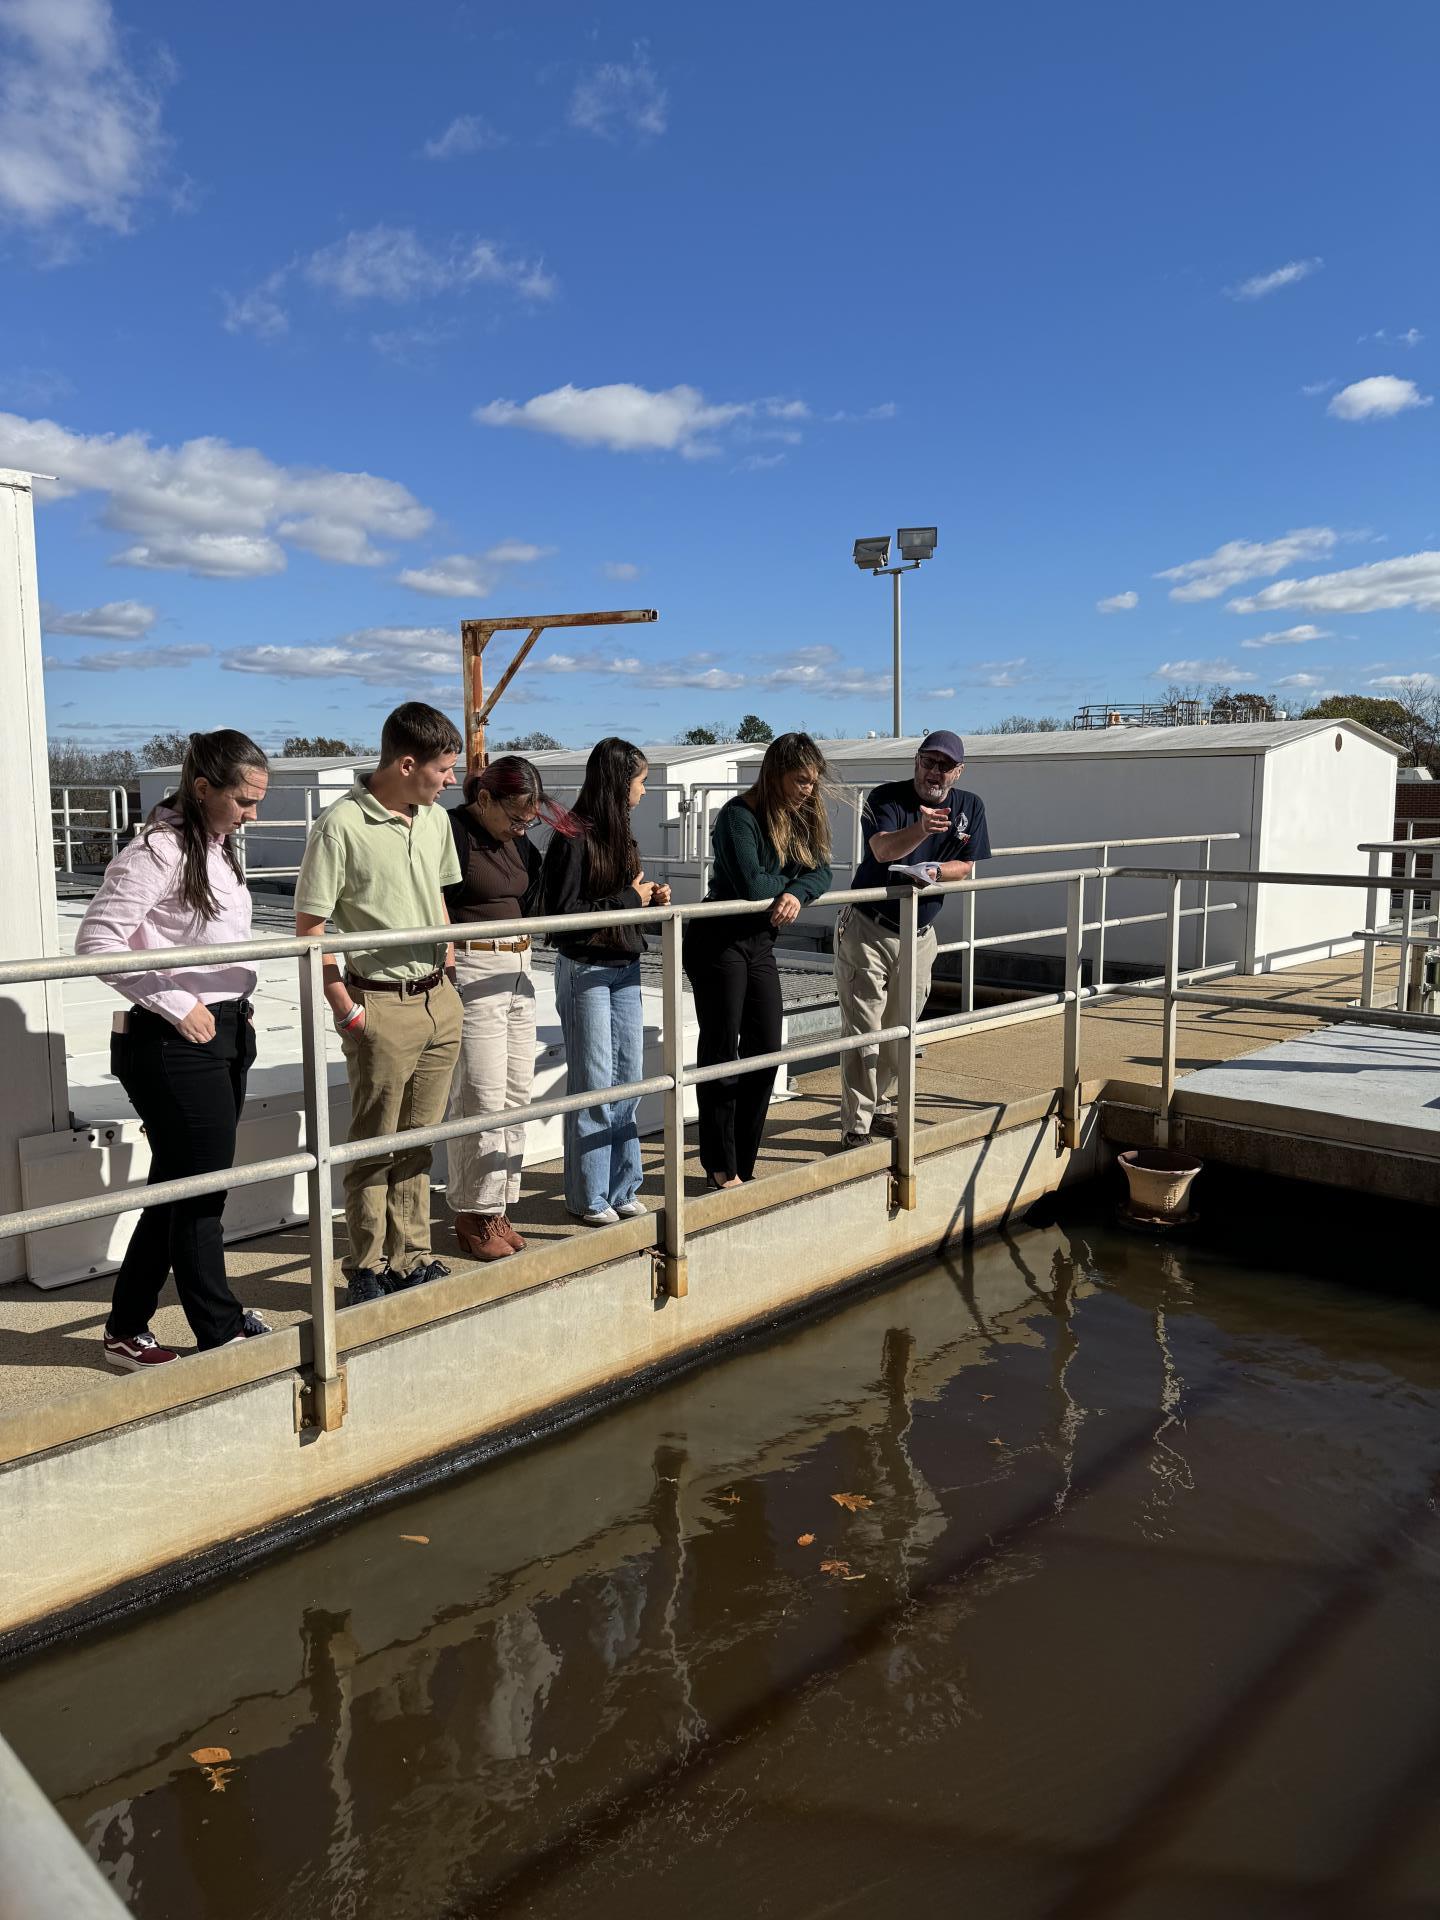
[712,804,832,905]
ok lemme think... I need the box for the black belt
[346,969,443,997]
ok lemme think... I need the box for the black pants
[684,923,783,1181]
[107,999,255,1349]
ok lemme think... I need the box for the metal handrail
[9,849,1423,1458]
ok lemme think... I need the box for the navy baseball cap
[919,729,965,765]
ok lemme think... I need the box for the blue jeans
[555,954,644,1214]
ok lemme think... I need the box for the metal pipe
[1096,845,1109,992]
[659,914,688,1297]
[0,1730,129,1916]
[892,565,903,737]
[894,888,919,1207]
[299,943,343,1429]
[1157,877,1183,1149]
[0,1150,317,1243]
[327,1075,675,1168]
[1061,875,1084,1149]
[687,1023,910,1088]
[1127,985,1440,1034]
[961,890,976,1013]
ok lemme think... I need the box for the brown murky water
[3,1173,1440,1920]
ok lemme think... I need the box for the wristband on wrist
[337,1002,363,1030]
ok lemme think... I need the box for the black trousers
[684,922,783,1181]
[108,999,255,1349]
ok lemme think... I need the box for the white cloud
[0,409,433,577]
[827,402,897,423]
[475,381,756,457]
[534,649,745,691]
[48,642,209,673]
[920,687,955,700]
[1301,378,1336,397]
[1096,590,1138,613]
[422,115,506,160]
[601,561,640,581]
[737,452,786,471]
[0,0,172,235]
[41,597,155,637]
[1225,257,1322,301]
[1275,672,1326,689]
[1360,327,1423,349]
[0,365,74,408]
[222,627,456,687]
[1227,550,1440,617]
[1327,375,1433,422]
[1156,527,1340,601]
[368,319,461,364]
[397,542,551,599]
[569,49,667,140]
[1239,624,1330,649]
[758,645,891,699]
[221,270,289,340]
[1369,671,1440,691]
[964,658,1030,689]
[1152,658,1258,682]
[303,225,555,303]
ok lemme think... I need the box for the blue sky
[4,0,1438,754]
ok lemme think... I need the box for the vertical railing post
[1095,844,1109,992]
[106,786,119,862]
[1157,877,1182,1150]
[961,889,977,1015]
[660,911,689,1297]
[60,789,73,874]
[1399,845,1419,1013]
[1360,845,1382,1010]
[893,887,919,1210]
[1061,875,1084,1150]
[299,942,345,1430]
[1198,836,1213,972]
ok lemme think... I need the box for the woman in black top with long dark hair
[538,738,669,1225]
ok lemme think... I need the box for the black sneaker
[345,1266,392,1307]
[842,1129,871,1148]
[393,1257,451,1290]
[870,1114,898,1139]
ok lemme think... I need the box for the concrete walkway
[0,951,1397,1413]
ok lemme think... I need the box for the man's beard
[915,774,947,803]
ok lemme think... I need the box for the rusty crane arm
[461,608,658,769]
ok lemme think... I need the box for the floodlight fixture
[852,535,891,572]
[897,526,938,562]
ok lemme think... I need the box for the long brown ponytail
[142,729,269,920]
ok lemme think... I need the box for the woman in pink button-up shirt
[76,730,272,1370]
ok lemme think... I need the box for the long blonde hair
[746,732,832,870]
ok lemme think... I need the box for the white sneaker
[573,1206,620,1227]
[615,1198,648,1219]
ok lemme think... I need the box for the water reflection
[3,1183,1440,1918]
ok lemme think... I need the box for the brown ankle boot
[495,1214,526,1252]
[455,1212,511,1261]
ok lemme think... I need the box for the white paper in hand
[888,862,938,887]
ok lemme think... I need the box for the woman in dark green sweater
[683,733,833,1186]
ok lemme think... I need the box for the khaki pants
[340,979,462,1275]
[447,947,536,1213]
[833,905,938,1135]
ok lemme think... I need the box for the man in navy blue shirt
[835,730,991,1144]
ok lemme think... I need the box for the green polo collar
[348,776,410,825]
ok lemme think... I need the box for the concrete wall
[0,472,69,1284]
[0,1095,1096,1643]
[1252,725,1398,969]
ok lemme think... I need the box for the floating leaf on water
[830,1492,874,1512]
[796,1532,815,1547]
[714,1492,741,1506]
[979,1393,995,1402]
[988,1437,1004,1448]
[819,1558,850,1575]
[189,1748,231,1766]
[399,1534,429,1544]
[205,1766,236,1794]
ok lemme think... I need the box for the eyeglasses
[916,752,958,772]
[502,803,539,826]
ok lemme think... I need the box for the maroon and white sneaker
[103,1330,179,1371]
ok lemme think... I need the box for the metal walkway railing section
[1358,835,1440,1012]
[2,863,1439,1459]
[0,1729,128,1916]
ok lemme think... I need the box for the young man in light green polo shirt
[295,702,464,1305]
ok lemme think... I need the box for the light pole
[852,528,937,737]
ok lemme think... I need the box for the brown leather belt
[456,935,531,953]
[345,968,443,996]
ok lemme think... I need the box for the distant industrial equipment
[1072,693,1283,731]
[851,525,939,737]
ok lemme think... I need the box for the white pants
[833,905,938,1134]
[446,947,535,1212]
